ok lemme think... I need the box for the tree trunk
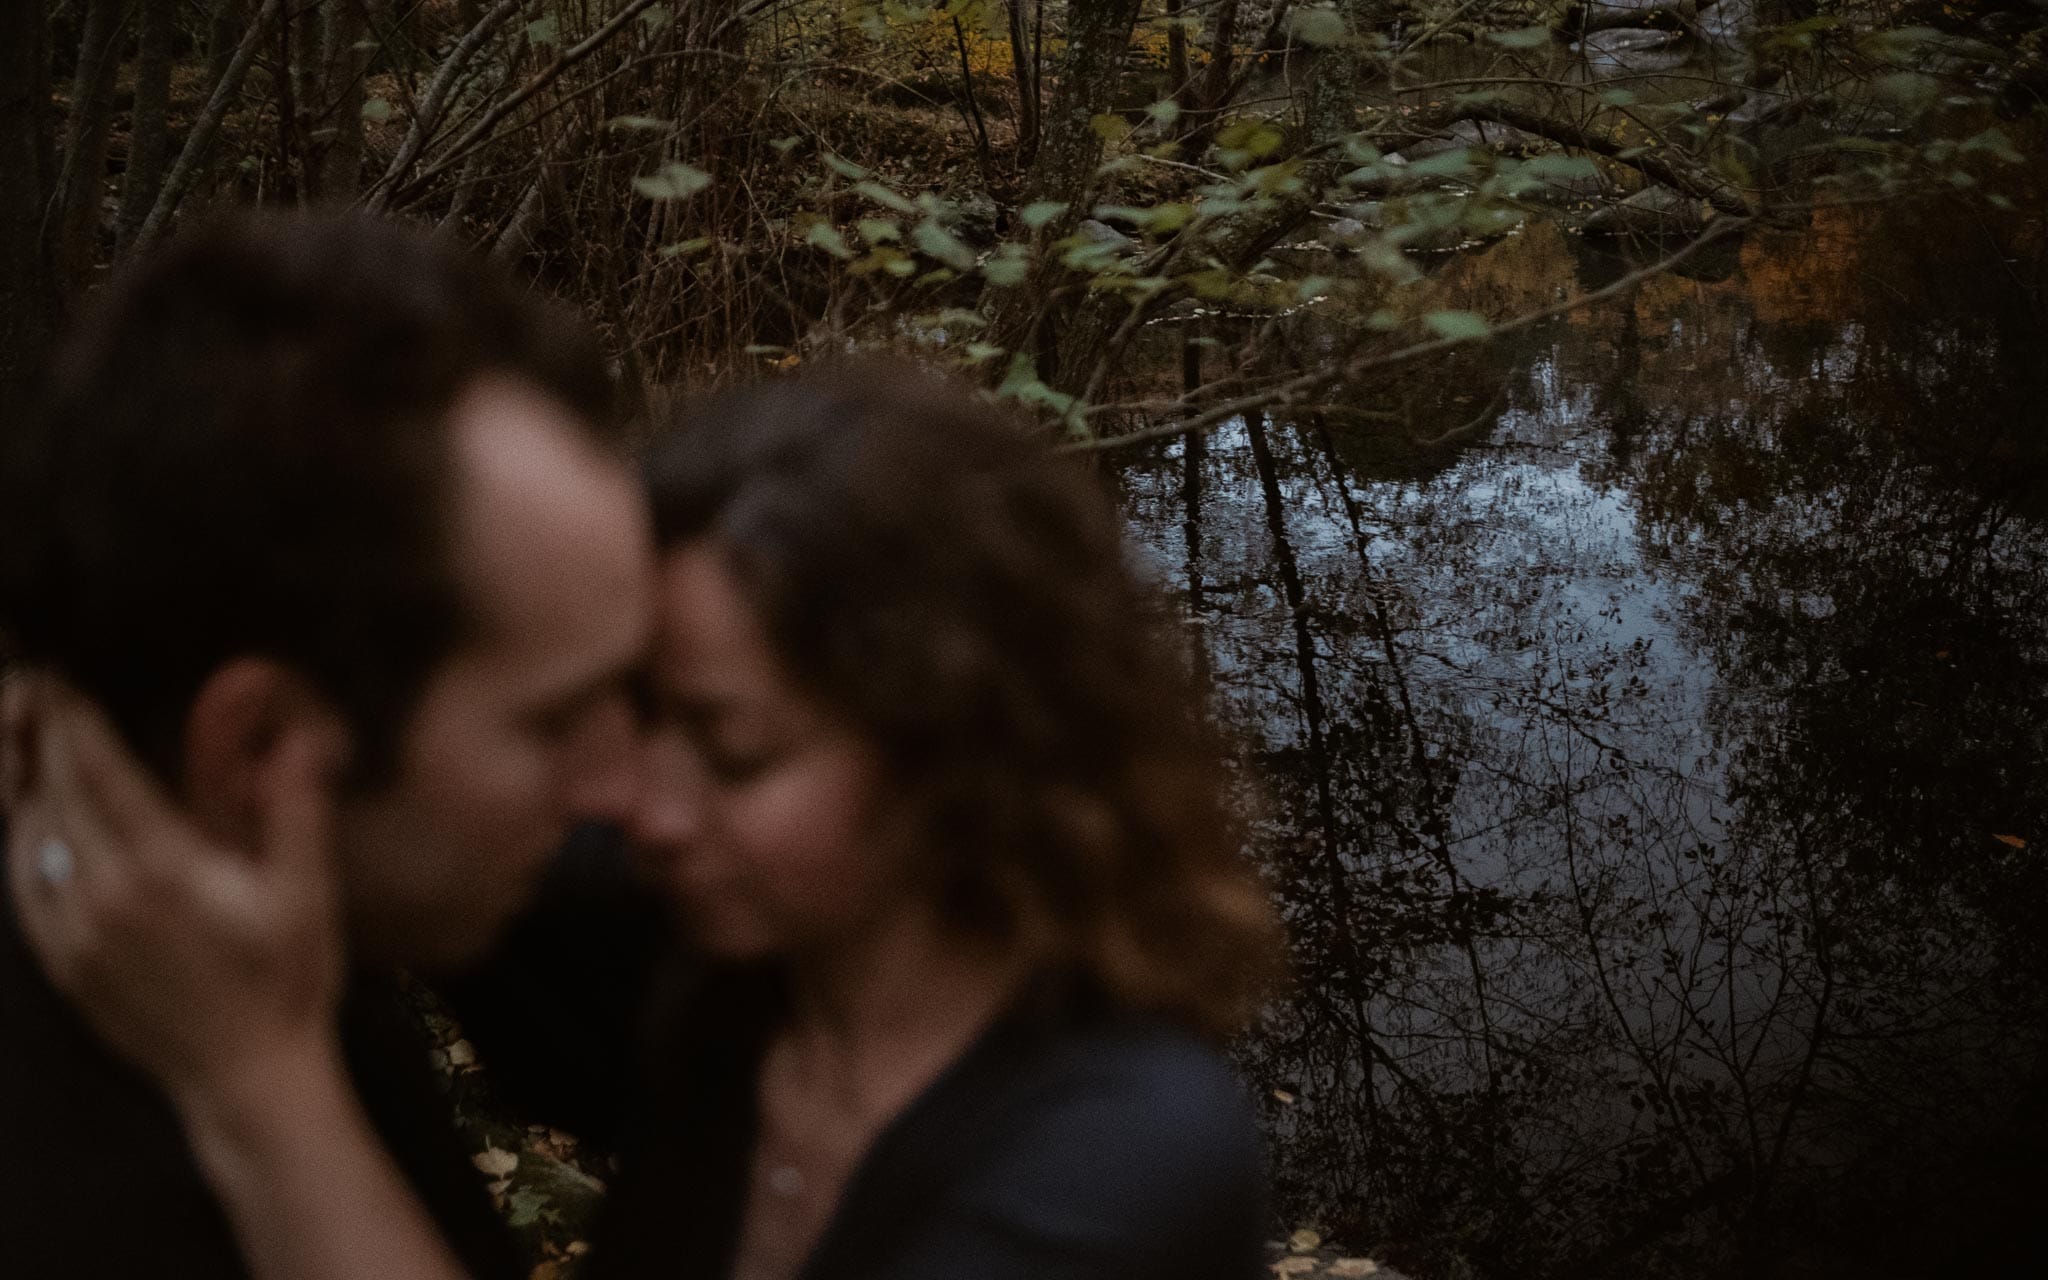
[207,0,246,91]
[1005,1,1041,170]
[135,0,287,250]
[0,1,58,407]
[115,0,174,252]
[57,0,129,284]
[306,0,378,203]
[1015,0,1143,229]
[1165,0,1189,106]
[980,0,1145,373]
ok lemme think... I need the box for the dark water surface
[1118,205,2048,1278]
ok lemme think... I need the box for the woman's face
[629,541,905,958]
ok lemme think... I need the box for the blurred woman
[6,362,1285,1280]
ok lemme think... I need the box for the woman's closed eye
[694,732,778,784]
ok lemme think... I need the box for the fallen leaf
[1272,1089,1297,1104]
[1994,833,2027,849]
[1328,1262,1380,1278]
[1272,1259,1319,1276]
[473,1147,520,1178]
[446,1039,476,1067]
[1290,1228,1323,1253]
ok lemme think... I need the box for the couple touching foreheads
[0,212,1282,1280]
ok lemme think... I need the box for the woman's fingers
[6,685,103,991]
[1,667,41,809]
[259,727,340,902]
[48,681,186,878]
[36,687,139,906]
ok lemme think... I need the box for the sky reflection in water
[1119,206,2048,1279]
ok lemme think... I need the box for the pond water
[1117,203,2048,1277]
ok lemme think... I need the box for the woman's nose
[625,730,706,850]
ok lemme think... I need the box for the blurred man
[0,212,654,1278]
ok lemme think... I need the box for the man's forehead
[443,377,652,650]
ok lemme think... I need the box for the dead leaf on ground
[1289,1228,1323,1253]
[1994,833,2028,849]
[473,1146,520,1178]
[1327,1260,1380,1278]
[1272,1258,1319,1276]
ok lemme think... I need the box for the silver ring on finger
[36,838,76,888]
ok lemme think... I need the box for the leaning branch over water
[1064,218,1749,455]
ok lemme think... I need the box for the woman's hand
[2,673,474,1280]
[1,671,348,1113]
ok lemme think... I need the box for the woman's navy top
[588,967,1269,1280]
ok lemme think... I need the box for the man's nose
[559,694,641,823]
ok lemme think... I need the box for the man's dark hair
[0,210,616,782]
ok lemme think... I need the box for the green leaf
[633,162,712,201]
[1145,99,1181,126]
[1959,127,2024,164]
[1215,121,1285,162]
[1287,6,1350,46]
[805,222,854,259]
[1342,135,1383,165]
[1021,200,1068,230]
[506,1189,550,1229]
[1181,267,1233,300]
[1519,154,1600,185]
[1872,72,1940,111]
[1424,310,1491,341]
[769,135,803,155]
[659,237,713,258]
[606,115,671,132]
[995,354,1078,417]
[912,220,978,271]
[360,97,392,123]
[1058,237,1125,273]
[823,154,869,180]
[1487,26,1551,50]
[857,217,901,243]
[982,244,1031,286]
[853,181,917,213]
[1091,113,1132,142]
[915,307,987,332]
[963,342,1005,362]
[1402,150,1484,180]
[524,15,559,45]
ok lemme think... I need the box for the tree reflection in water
[1119,206,2048,1279]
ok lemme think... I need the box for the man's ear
[180,659,349,852]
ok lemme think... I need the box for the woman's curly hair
[644,360,1283,1040]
